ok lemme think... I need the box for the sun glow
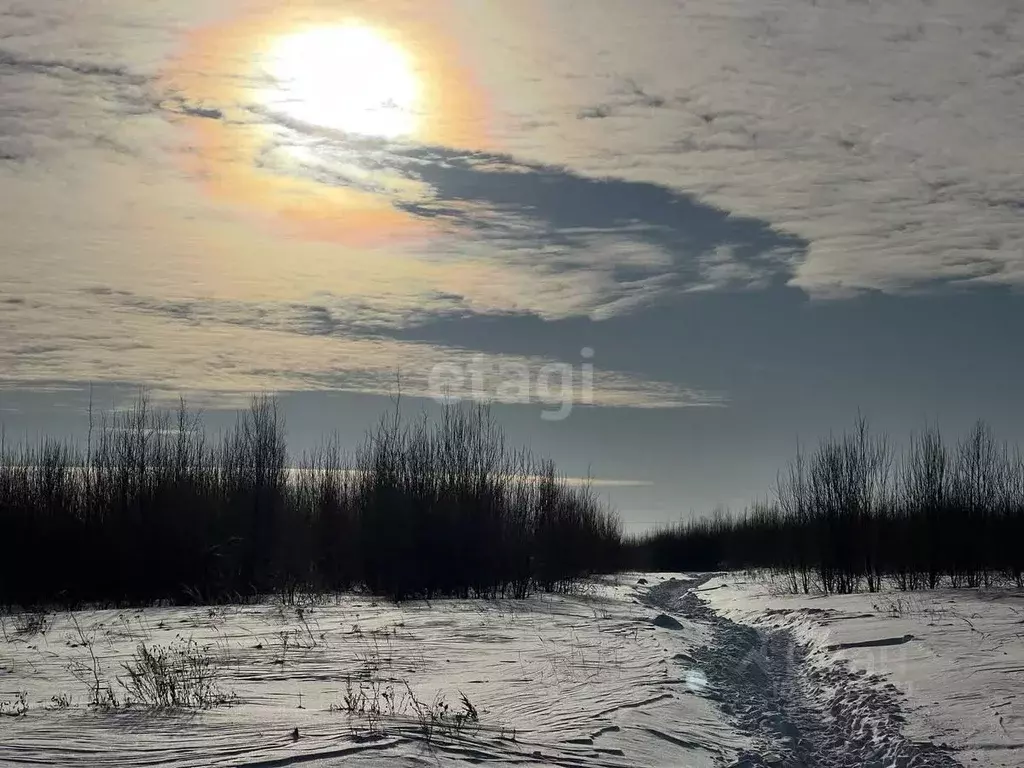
[264,25,420,139]
[162,1,492,245]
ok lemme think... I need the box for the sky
[0,0,1022,529]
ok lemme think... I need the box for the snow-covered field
[2,575,1020,767]
[0,576,743,767]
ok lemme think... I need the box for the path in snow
[647,578,964,768]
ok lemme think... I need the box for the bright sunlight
[264,25,420,139]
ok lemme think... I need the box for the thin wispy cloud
[0,285,721,409]
[451,0,1024,295]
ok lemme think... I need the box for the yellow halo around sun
[161,1,493,246]
[264,25,420,139]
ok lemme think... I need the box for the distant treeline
[628,416,1024,593]
[0,397,621,607]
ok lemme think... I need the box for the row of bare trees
[0,396,621,607]
[629,416,1024,593]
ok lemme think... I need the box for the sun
[161,3,493,246]
[263,25,420,139]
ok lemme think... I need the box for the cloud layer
[1,0,1022,410]
[451,0,1024,295]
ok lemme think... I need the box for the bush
[118,636,232,709]
[627,416,1024,593]
[332,679,479,743]
[0,395,621,606]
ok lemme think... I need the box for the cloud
[0,285,722,409]
[450,0,1024,296]
[248,132,806,315]
[5,0,1024,300]
[0,48,142,82]
[562,477,654,488]
[0,41,160,166]
[577,79,668,119]
[166,99,223,121]
[2,0,1021,417]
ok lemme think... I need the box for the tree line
[0,396,621,607]
[628,416,1024,593]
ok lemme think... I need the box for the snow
[3,574,1018,767]
[698,575,1024,768]
[0,574,740,767]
